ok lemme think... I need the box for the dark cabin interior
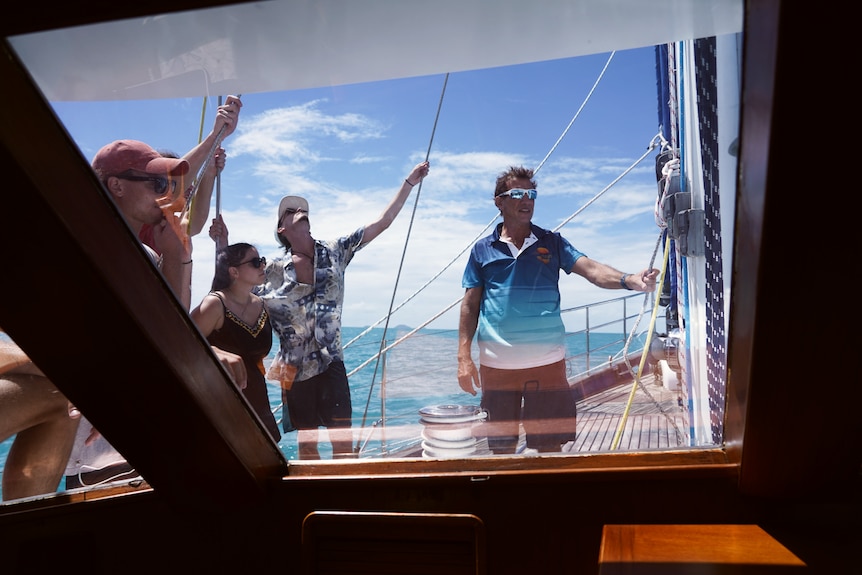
[1,1,859,574]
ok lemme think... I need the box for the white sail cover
[9,0,742,102]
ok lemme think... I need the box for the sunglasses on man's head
[499,188,538,200]
[113,173,177,195]
[237,256,267,269]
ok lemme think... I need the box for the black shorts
[479,359,577,453]
[282,360,352,431]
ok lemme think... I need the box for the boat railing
[345,292,657,392]
[560,292,657,382]
[269,292,660,458]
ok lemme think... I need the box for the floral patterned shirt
[255,228,365,383]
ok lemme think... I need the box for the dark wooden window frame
[2,0,857,516]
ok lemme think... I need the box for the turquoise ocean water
[0,327,632,498]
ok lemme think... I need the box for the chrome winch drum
[418,404,486,458]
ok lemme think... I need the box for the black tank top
[207,292,280,441]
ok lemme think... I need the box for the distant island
[348,325,413,331]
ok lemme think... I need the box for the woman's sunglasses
[237,256,266,269]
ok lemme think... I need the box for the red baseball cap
[92,140,189,180]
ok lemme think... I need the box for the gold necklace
[225,291,252,316]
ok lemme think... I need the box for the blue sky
[51,45,665,331]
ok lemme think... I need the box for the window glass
[2,1,744,502]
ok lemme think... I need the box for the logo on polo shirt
[536,247,551,264]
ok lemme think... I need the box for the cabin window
[1,0,746,503]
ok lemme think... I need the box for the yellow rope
[610,233,671,450]
[183,97,209,235]
[198,96,207,143]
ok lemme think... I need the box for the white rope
[552,136,661,233]
[347,129,662,386]
[348,54,621,354]
[348,296,461,378]
[534,51,616,175]
[348,54,662,394]
[344,213,497,351]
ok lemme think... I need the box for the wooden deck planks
[384,374,687,458]
[566,374,687,453]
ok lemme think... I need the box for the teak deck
[420,372,687,458]
[570,373,688,452]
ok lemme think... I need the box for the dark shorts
[282,360,352,432]
[479,359,577,454]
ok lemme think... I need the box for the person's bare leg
[1,374,79,500]
[297,428,321,459]
[329,427,355,459]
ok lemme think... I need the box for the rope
[611,225,682,450]
[343,57,666,455]
[343,213,496,351]
[180,94,241,226]
[534,51,616,175]
[667,43,678,156]
[198,96,208,142]
[552,135,661,233]
[346,130,662,380]
[610,233,674,450]
[606,41,687,448]
[348,56,625,355]
[354,73,449,453]
[181,97,210,235]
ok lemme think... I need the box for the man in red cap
[90,136,247,378]
[62,139,248,490]
[92,139,194,309]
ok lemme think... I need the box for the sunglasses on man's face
[237,256,267,269]
[499,188,538,200]
[114,173,177,195]
[279,207,308,226]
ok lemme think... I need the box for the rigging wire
[354,73,449,453]
[343,213,497,351]
[552,136,661,233]
[349,132,659,358]
[534,51,615,175]
[344,54,668,456]
[348,296,461,379]
[215,94,223,220]
[347,130,662,396]
[549,135,666,417]
[347,52,623,355]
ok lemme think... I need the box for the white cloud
[189,101,666,331]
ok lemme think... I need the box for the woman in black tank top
[191,242,280,441]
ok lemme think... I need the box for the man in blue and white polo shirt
[457,166,658,454]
